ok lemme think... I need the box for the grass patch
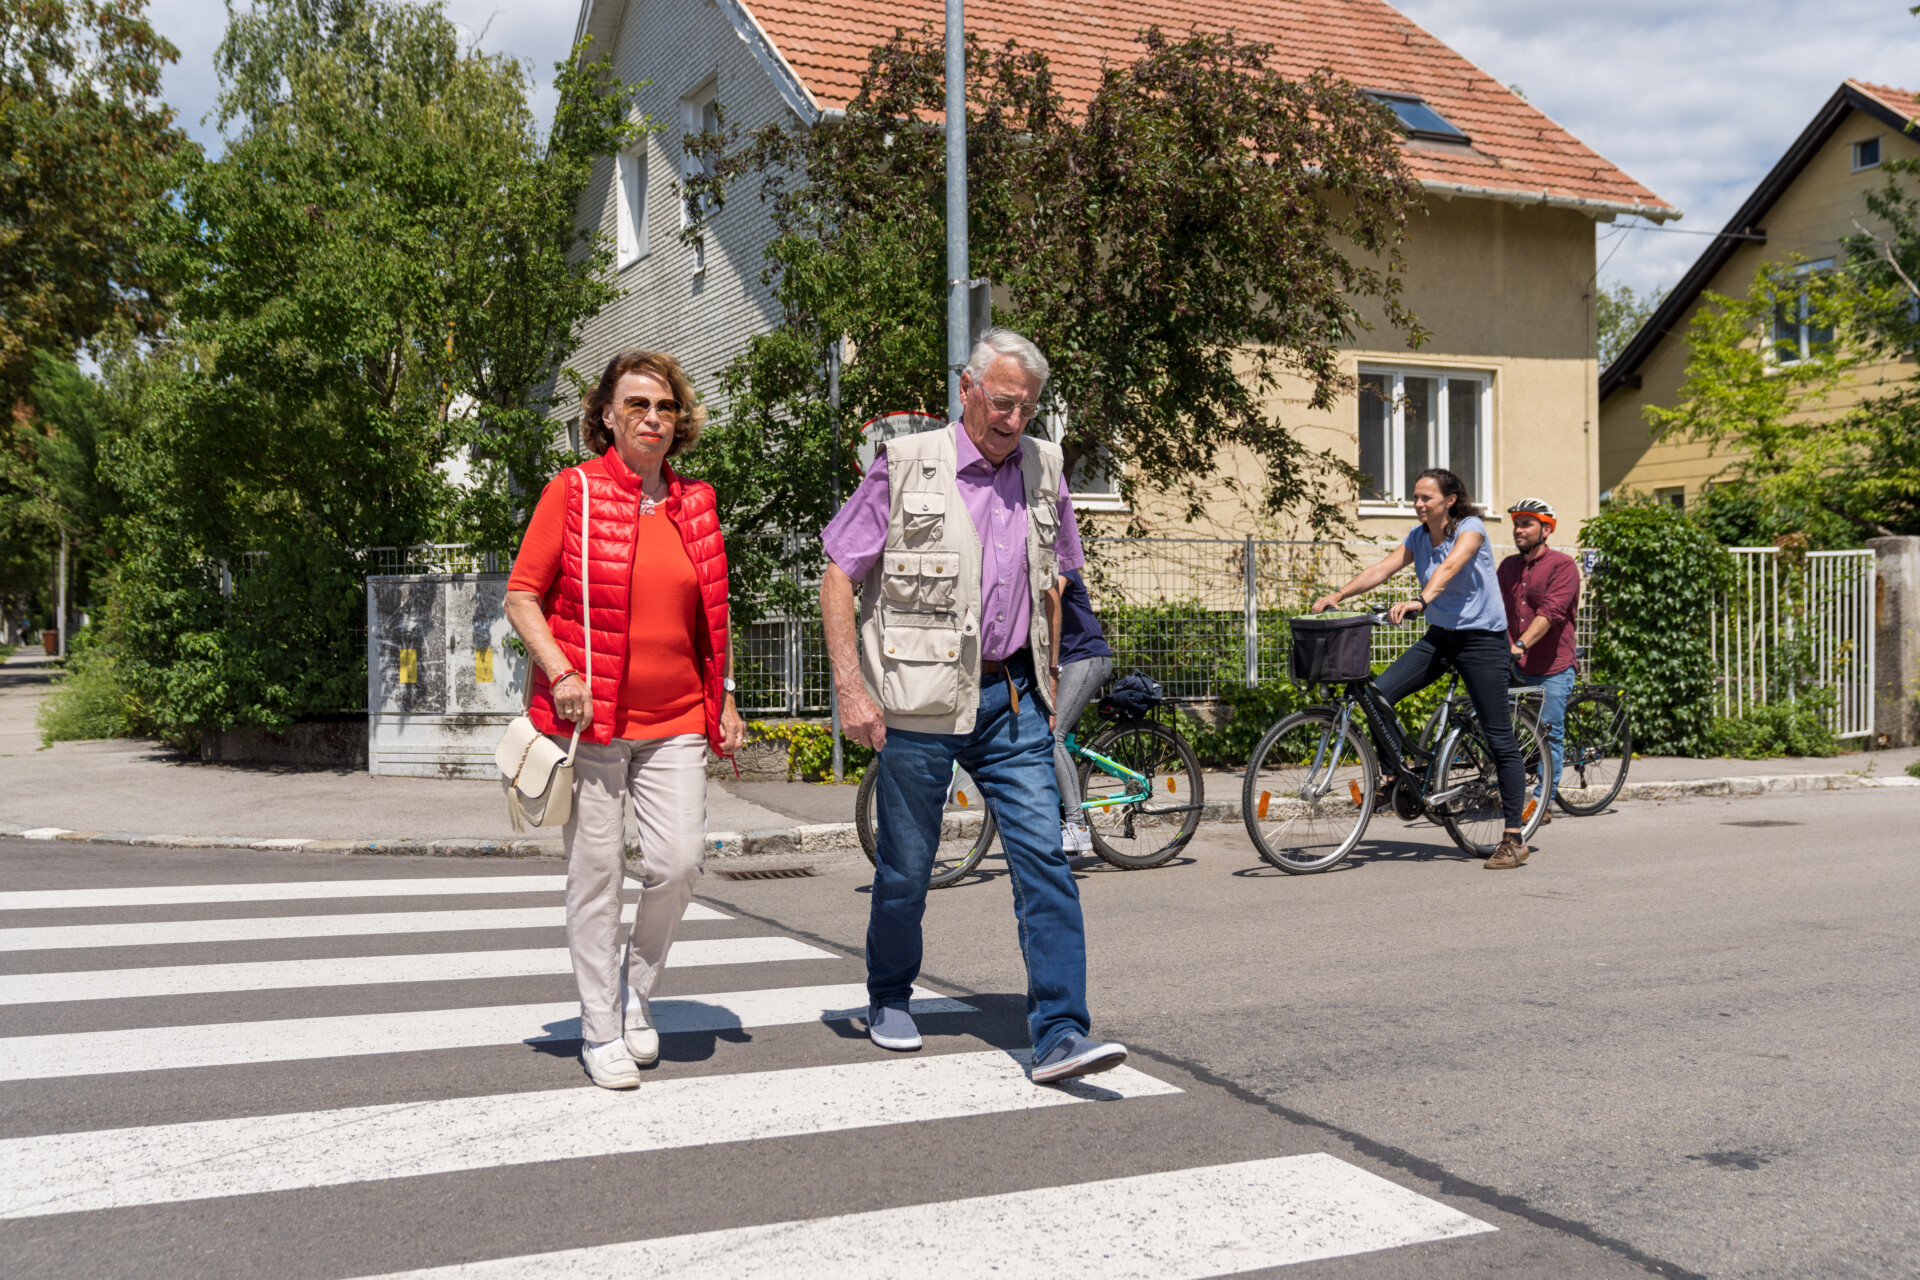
[1907,758,1920,781]
[36,649,138,745]
[0,644,14,663]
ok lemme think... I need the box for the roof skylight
[1366,92,1470,145]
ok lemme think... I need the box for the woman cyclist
[1310,468,1530,869]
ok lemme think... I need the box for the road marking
[0,984,972,1080]
[360,1154,1493,1279]
[0,1051,1180,1218]
[0,937,836,1006]
[0,902,727,952]
[0,876,729,913]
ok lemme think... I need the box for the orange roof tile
[1847,77,1920,123]
[741,0,1678,219]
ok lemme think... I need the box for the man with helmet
[1498,499,1582,817]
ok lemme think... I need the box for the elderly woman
[504,349,745,1090]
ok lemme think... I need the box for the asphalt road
[0,782,1913,1278]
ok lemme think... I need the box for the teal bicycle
[854,700,1205,884]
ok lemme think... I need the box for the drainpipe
[56,528,68,659]
[945,0,968,423]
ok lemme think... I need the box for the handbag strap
[563,466,587,760]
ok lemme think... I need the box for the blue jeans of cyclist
[1052,654,1114,822]
[1521,666,1575,803]
[868,648,1092,1059]
[1374,625,1527,832]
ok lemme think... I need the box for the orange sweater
[508,486,704,741]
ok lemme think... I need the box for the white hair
[965,327,1050,388]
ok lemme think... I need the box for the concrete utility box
[367,573,526,777]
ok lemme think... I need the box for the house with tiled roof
[1600,80,1920,511]
[567,0,1674,536]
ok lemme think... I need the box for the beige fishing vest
[857,426,1065,735]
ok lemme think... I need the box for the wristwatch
[722,677,737,692]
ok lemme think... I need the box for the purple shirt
[822,423,1084,661]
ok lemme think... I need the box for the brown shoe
[1484,835,1526,869]
[1538,807,1552,826]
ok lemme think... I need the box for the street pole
[56,528,68,659]
[945,0,968,423]
[826,339,845,783]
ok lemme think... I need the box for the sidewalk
[3,647,1914,860]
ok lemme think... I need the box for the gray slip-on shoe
[867,1002,922,1051]
[1031,1033,1128,1084]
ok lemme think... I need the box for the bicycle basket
[1098,670,1164,719]
[1289,613,1375,683]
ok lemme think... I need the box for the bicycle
[1242,612,1550,874]
[1549,648,1632,816]
[853,689,1206,883]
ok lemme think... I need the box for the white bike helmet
[1506,497,1556,532]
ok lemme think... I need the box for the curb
[2,773,1911,859]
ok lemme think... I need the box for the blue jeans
[868,650,1091,1059]
[1522,667,1576,802]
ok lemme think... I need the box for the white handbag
[497,468,590,832]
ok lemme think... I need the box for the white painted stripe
[0,876,731,913]
[361,1154,1493,1279]
[0,937,835,1006]
[16,829,69,840]
[0,985,973,1081]
[0,1051,1180,1219]
[0,902,727,952]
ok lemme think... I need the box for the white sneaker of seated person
[622,984,659,1066]
[581,1038,640,1090]
[1061,822,1093,853]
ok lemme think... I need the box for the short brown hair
[580,350,706,457]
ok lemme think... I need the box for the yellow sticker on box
[474,648,494,683]
[398,649,418,684]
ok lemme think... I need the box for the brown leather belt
[982,650,1030,714]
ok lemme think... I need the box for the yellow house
[1600,80,1920,508]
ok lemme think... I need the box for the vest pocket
[878,625,963,716]
[901,491,946,545]
[881,550,960,611]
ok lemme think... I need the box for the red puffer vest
[526,449,732,757]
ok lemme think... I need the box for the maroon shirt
[1498,546,1581,676]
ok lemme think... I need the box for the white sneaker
[623,991,659,1066]
[581,1038,640,1089]
[1062,822,1093,852]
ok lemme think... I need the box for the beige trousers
[561,733,707,1044]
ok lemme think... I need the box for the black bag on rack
[1098,669,1164,720]
[1288,613,1375,684]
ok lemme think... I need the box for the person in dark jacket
[1497,498,1581,815]
[1051,567,1113,851]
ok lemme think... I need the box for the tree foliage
[1581,504,1732,756]
[684,28,1422,618]
[99,0,646,738]
[0,0,191,407]
[1596,279,1661,369]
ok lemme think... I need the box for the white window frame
[1852,136,1883,172]
[679,79,720,276]
[614,148,648,269]
[1043,398,1127,513]
[1770,258,1836,366]
[1355,365,1492,516]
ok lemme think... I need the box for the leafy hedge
[1581,506,1732,755]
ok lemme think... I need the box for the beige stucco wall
[1109,195,1600,546]
[1599,107,1920,505]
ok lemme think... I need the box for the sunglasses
[617,397,681,422]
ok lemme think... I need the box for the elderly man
[819,328,1127,1084]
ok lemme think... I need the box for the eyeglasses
[618,397,681,422]
[980,391,1042,421]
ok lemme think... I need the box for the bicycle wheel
[855,766,997,888]
[1242,709,1378,874]
[1077,720,1204,870]
[1554,689,1631,816]
[1436,707,1549,856]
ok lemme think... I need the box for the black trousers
[1374,625,1526,831]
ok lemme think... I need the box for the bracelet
[552,669,585,687]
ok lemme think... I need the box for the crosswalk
[0,858,1495,1277]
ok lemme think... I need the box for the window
[1044,398,1126,512]
[680,81,720,275]
[614,149,648,268]
[1653,486,1686,511]
[1357,367,1489,507]
[1771,258,1835,364]
[565,418,582,456]
[1853,137,1882,171]
[1365,92,1470,145]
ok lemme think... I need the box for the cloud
[1393,0,1920,295]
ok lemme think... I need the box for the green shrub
[745,719,874,782]
[1710,689,1840,759]
[1906,758,1920,780]
[1581,505,1733,755]
[36,639,141,745]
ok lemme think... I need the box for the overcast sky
[149,1,1920,298]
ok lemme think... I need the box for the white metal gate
[1713,548,1876,739]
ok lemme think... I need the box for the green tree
[0,0,192,407]
[685,28,1422,619]
[102,0,647,739]
[1596,279,1662,368]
